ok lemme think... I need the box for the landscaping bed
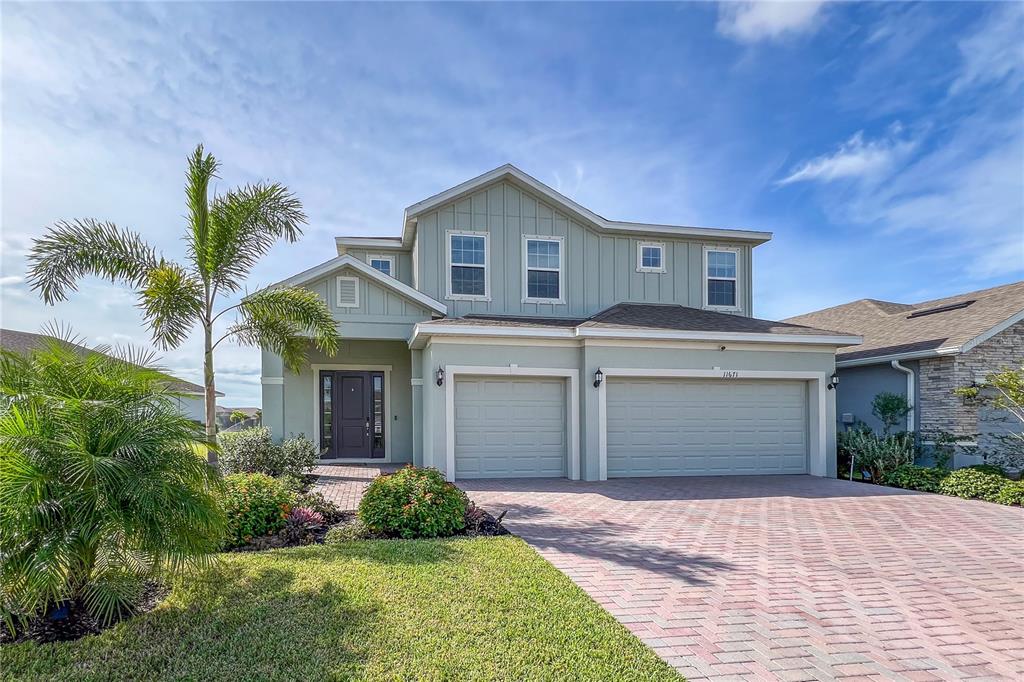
[3,538,680,681]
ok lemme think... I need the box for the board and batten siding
[412,180,754,318]
[305,269,432,323]
[338,248,415,287]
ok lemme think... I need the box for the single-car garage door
[607,378,808,477]
[454,377,567,478]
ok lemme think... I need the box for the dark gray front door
[319,370,385,459]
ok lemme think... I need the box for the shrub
[278,507,325,546]
[358,466,468,538]
[842,431,915,483]
[325,519,369,544]
[938,468,1007,502]
[222,473,294,548]
[872,392,911,435]
[883,465,948,493]
[994,480,1024,506]
[219,428,318,478]
[966,463,1007,477]
[0,335,224,629]
[294,490,344,523]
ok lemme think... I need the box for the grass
[3,537,681,681]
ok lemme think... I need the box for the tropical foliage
[218,427,318,478]
[359,466,468,538]
[221,473,293,548]
[871,391,912,435]
[841,430,914,483]
[955,366,1024,470]
[26,145,339,465]
[0,333,224,630]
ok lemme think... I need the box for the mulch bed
[1,581,169,646]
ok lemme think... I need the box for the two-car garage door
[607,378,808,477]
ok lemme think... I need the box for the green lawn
[4,537,681,681]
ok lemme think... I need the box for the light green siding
[413,180,755,318]
[339,248,415,287]
[263,340,414,463]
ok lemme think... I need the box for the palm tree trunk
[203,319,218,468]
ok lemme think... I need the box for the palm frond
[184,145,220,278]
[139,261,204,349]
[26,219,158,304]
[226,286,338,372]
[204,183,306,293]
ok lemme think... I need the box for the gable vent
[336,276,360,308]
[906,300,975,319]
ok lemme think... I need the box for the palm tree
[26,145,338,465]
[0,331,226,629]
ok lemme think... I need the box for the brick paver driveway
[460,475,1024,681]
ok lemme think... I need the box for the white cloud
[777,127,918,185]
[0,276,23,287]
[949,3,1024,95]
[717,1,826,43]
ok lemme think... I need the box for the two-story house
[261,165,860,481]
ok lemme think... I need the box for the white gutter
[891,360,916,432]
[836,347,959,368]
[408,322,862,349]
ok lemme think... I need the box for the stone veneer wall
[917,321,1024,455]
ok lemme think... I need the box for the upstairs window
[448,232,488,299]
[368,256,394,277]
[704,248,739,309]
[523,236,564,303]
[636,242,665,273]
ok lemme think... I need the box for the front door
[319,370,385,459]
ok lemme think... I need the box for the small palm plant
[27,145,338,465]
[0,331,226,631]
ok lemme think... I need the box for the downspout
[891,360,915,433]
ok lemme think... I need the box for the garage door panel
[608,378,808,477]
[455,377,567,479]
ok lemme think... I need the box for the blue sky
[2,1,1022,405]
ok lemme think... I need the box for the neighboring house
[216,406,262,429]
[0,328,222,425]
[785,282,1024,467]
[261,165,860,481]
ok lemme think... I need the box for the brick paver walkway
[312,463,400,510]
[459,475,1024,682]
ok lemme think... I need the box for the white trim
[595,368,829,480]
[401,165,773,246]
[311,364,393,463]
[367,254,396,278]
[636,241,666,273]
[445,230,491,302]
[410,378,424,386]
[408,321,860,349]
[268,254,447,315]
[335,276,360,308]
[443,365,580,482]
[261,377,284,385]
[836,347,958,368]
[959,308,1024,354]
[521,234,566,304]
[703,246,741,312]
[335,237,405,250]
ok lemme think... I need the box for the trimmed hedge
[938,468,1009,502]
[882,465,948,493]
[359,466,468,538]
[994,480,1024,506]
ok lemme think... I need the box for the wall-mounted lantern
[435,366,445,387]
[827,371,840,390]
[593,368,604,388]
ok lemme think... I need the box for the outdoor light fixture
[593,369,604,388]
[435,366,445,387]
[827,371,840,390]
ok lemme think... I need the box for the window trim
[702,246,741,312]
[636,241,666,273]
[445,230,490,301]
[521,234,566,304]
[336,275,360,309]
[367,254,395,278]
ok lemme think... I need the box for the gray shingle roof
[783,281,1024,362]
[419,303,852,338]
[0,328,218,395]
